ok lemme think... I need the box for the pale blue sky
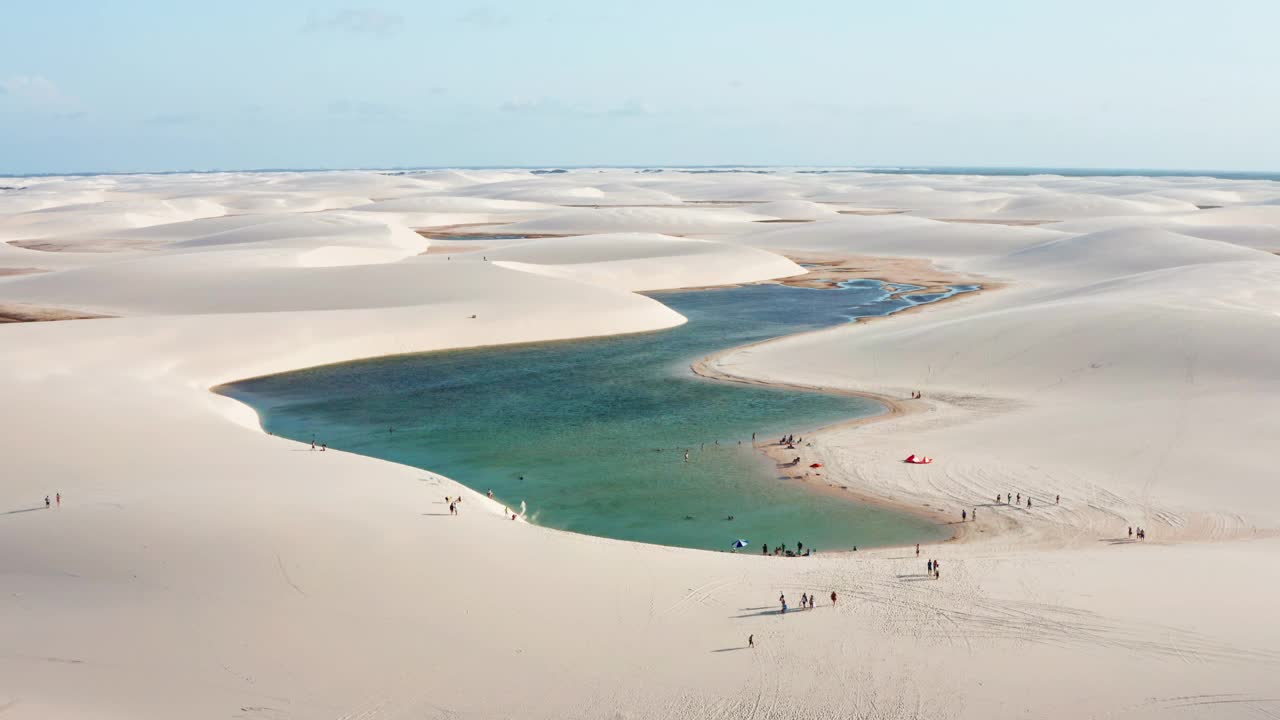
[1,1,1276,174]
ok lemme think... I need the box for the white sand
[2,169,1279,719]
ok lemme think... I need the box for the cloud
[459,6,510,28]
[328,99,403,119]
[147,113,199,126]
[304,8,404,36]
[0,75,78,110]
[500,97,655,118]
[499,97,564,115]
[606,100,653,118]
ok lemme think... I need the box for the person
[752,432,756,442]
[1128,526,1133,538]
[962,509,967,522]
[44,495,50,509]
[1027,497,1032,508]
[55,492,61,507]
[797,542,804,554]
[449,501,457,516]
[1056,494,1060,504]
[310,439,316,451]
[830,591,837,605]
[996,493,1001,503]
[749,634,754,649]
[935,566,941,580]
[916,543,920,557]
[801,592,808,609]
[1016,493,1020,503]
[927,559,933,574]
[684,450,690,463]
[487,489,494,498]
[782,599,788,614]
[762,543,769,556]
[972,508,976,521]
[320,443,327,452]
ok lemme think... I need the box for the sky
[1,0,1277,174]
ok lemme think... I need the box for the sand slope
[2,169,1280,719]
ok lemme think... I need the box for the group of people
[778,433,803,449]
[762,542,813,557]
[445,495,461,515]
[926,558,942,579]
[43,493,61,509]
[1128,526,1146,540]
[778,590,836,614]
[309,439,327,452]
[909,390,923,399]
[994,492,1061,508]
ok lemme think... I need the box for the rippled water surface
[221,280,975,551]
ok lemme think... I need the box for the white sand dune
[2,169,1280,719]
[489,232,804,291]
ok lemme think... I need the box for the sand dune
[2,169,1279,719]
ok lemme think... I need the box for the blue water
[220,280,975,552]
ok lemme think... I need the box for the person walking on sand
[449,501,457,516]
[916,543,920,557]
[927,559,933,574]
[830,591,837,605]
[1016,493,1020,504]
[962,509,967,522]
[44,495,50,509]
[749,634,754,648]
[1027,497,1032,508]
[1128,526,1133,538]
[1056,494,1060,504]
[56,492,61,507]
[801,592,808,609]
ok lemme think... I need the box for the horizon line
[4,164,1280,181]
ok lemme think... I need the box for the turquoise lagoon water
[220,280,975,552]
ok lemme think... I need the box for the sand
[1,168,1279,719]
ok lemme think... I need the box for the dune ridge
[1,168,1279,719]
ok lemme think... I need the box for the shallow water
[221,280,975,552]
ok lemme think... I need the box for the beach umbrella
[731,539,750,549]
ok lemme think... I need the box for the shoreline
[213,253,986,555]
[694,252,1000,545]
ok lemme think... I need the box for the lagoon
[221,279,974,552]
